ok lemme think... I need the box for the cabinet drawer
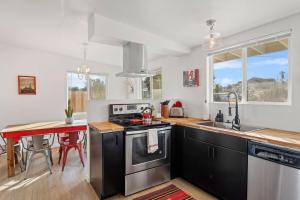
[185,127,247,153]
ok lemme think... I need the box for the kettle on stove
[141,107,152,124]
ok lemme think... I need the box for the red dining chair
[57,132,85,171]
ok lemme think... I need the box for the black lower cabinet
[183,135,215,194]
[182,127,247,200]
[171,125,184,178]
[212,145,247,200]
[90,128,124,199]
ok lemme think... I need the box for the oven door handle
[126,131,170,139]
[126,127,172,135]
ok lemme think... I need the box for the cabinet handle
[208,146,211,158]
[115,135,118,145]
[183,129,186,139]
[212,147,215,160]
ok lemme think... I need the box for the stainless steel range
[109,103,171,196]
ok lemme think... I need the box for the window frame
[141,76,152,100]
[141,68,163,100]
[88,73,109,101]
[66,72,108,115]
[208,37,292,106]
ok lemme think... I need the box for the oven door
[125,127,171,175]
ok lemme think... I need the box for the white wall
[0,43,127,137]
[209,14,300,132]
[150,13,300,132]
[149,48,209,118]
[2,13,300,135]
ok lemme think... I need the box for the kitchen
[1,1,300,200]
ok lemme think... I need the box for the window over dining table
[67,72,107,113]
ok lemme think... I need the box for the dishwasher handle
[256,151,281,161]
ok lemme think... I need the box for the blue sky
[214,50,288,87]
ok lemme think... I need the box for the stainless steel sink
[197,121,263,132]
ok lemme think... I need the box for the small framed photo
[18,76,36,95]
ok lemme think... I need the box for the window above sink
[208,31,291,106]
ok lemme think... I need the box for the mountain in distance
[248,77,276,83]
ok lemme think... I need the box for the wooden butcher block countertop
[159,117,300,150]
[89,121,124,133]
[89,118,300,149]
[156,117,205,125]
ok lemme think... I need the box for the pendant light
[202,19,222,50]
[77,43,90,79]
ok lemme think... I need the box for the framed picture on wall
[183,69,200,87]
[18,76,36,95]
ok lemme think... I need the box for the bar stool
[21,135,54,179]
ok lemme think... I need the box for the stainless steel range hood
[116,42,153,78]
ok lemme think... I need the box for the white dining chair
[21,134,54,179]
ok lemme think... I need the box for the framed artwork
[18,76,36,95]
[183,69,200,87]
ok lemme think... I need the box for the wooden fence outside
[69,91,87,113]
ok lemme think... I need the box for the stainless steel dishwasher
[248,140,300,200]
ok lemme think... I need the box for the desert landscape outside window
[211,37,289,104]
[247,39,288,102]
[212,49,243,102]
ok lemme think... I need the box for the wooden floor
[0,149,216,200]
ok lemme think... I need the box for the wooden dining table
[1,120,87,177]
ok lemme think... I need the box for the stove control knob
[119,107,123,112]
[141,107,144,110]
[114,108,118,112]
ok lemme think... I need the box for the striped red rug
[133,184,195,200]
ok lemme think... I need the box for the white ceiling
[0,0,300,66]
[92,0,300,46]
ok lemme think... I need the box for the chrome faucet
[228,91,241,131]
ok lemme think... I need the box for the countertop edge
[159,117,300,150]
[88,122,124,134]
[88,118,300,149]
